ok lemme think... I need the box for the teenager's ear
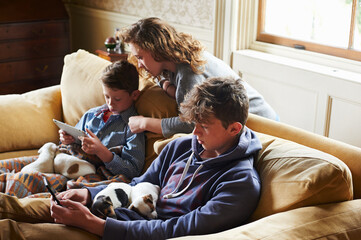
[131,90,141,100]
[229,122,243,136]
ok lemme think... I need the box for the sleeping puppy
[91,182,160,219]
[129,182,160,219]
[91,182,132,219]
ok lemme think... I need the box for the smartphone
[43,176,62,206]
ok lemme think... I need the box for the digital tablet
[53,119,86,143]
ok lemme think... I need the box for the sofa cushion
[135,83,178,172]
[170,199,361,240]
[60,49,110,126]
[250,132,353,221]
[0,86,62,154]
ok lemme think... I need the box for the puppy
[91,182,160,219]
[21,142,57,174]
[129,182,160,219]
[91,182,132,219]
[54,153,96,179]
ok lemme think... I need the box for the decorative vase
[104,37,116,52]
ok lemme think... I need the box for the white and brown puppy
[21,142,57,174]
[91,182,132,219]
[21,142,96,179]
[129,182,160,219]
[91,182,160,219]
[53,153,96,179]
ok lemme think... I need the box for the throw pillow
[0,86,61,153]
[250,132,353,221]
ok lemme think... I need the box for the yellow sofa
[1,49,361,239]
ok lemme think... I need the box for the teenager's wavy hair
[180,77,249,130]
[101,60,139,94]
[119,17,206,75]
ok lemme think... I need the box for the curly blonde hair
[118,17,206,75]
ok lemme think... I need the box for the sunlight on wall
[62,0,214,30]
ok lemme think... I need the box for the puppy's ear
[144,194,153,204]
[105,196,113,206]
[38,144,44,154]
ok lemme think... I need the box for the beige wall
[63,0,214,30]
[63,0,215,53]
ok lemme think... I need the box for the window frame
[256,0,361,62]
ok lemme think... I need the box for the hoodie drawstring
[163,152,203,199]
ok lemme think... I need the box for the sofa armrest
[0,85,62,156]
[246,113,361,199]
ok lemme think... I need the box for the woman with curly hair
[119,17,278,138]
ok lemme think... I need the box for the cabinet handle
[35,65,48,73]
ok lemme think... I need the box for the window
[257,0,361,61]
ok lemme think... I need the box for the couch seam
[257,205,361,240]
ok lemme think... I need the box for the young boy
[58,60,146,179]
[0,76,262,239]
[0,60,145,198]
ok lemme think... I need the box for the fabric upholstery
[135,83,178,171]
[60,49,110,126]
[171,199,361,240]
[0,86,62,154]
[0,149,38,160]
[246,113,361,199]
[250,132,353,220]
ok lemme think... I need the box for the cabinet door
[0,37,69,62]
[0,57,64,94]
[0,20,69,41]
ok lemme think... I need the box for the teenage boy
[0,76,262,240]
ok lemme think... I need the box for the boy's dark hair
[101,60,139,93]
[180,77,249,129]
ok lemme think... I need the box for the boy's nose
[108,99,115,107]
[192,125,201,136]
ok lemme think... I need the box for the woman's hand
[59,129,75,145]
[50,198,105,236]
[162,80,176,98]
[129,116,163,134]
[128,115,147,133]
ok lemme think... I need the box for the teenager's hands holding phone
[50,196,105,236]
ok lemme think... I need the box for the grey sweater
[160,51,278,138]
